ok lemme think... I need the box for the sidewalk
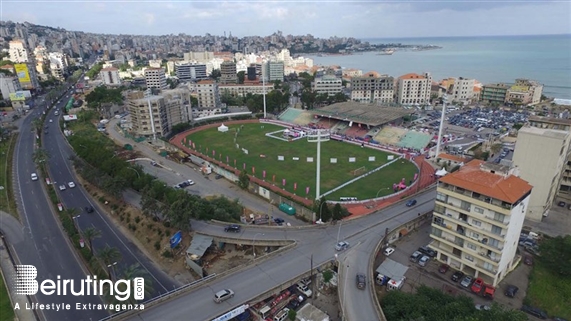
[0,212,37,321]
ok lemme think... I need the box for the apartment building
[48,52,68,80]
[9,40,29,63]
[313,70,342,96]
[525,116,571,203]
[220,61,238,84]
[350,71,394,104]
[512,126,571,221]
[431,160,532,286]
[161,88,193,127]
[144,67,167,90]
[175,63,208,81]
[505,79,543,106]
[0,74,22,99]
[481,83,509,105]
[219,82,272,97]
[196,80,221,108]
[263,61,284,82]
[127,91,169,138]
[395,72,432,105]
[100,67,121,86]
[451,77,475,104]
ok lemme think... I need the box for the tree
[287,309,296,321]
[83,227,102,255]
[32,118,43,134]
[210,69,221,80]
[237,71,245,84]
[238,171,250,189]
[314,198,331,222]
[332,203,347,221]
[117,263,154,303]
[490,143,503,155]
[97,245,122,277]
[33,149,50,166]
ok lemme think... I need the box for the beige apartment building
[219,83,272,97]
[196,80,221,108]
[313,71,343,96]
[512,125,571,221]
[395,72,432,105]
[350,71,394,104]
[431,160,532,286]
[161,88,193,127]
[220,61,238,84]
[127,92,169,138]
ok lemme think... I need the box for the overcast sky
[1,0,570,38]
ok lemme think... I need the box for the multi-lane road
[125,188,436,321]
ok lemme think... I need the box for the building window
[483,262,494,271]
[491,225,502,235]
[434,204,445,214]
[472,220,481,226]
[489,238,500,248]
[465,255,474,262]
[436,192,447,202]
[467,242,477,251]
[471,232,480,239]
[493,212,505,223]
[474,207,484,214]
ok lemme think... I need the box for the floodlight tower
[308,128,330,200]
[262,74,267,118]
[435,94,448,159]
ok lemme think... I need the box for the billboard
[15,64,31,83]
[9,92,26,101]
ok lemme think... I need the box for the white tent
[435,167,448,177]
[218,124,228,132]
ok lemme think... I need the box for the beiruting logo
[13,265,145,312]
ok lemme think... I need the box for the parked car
[418,246,437,258]
[460,275,474,288]
[475,304,491,311]
[186,179,195,185]
[85,206,94,213]
[224,224,241,233]
[215,174,223,180]
[410,251,423,263]
[384,247,395,256]
[504,285,518,298]
[520,305,548,319]
[418,256,430,267]
[524,255,533,266]
[438,264,449,274]
[558,201,566,207]
[471,278,484,294]
[335,241,349,251]
[356,273,366,289]
[274,218,285,225]
[296,283,312,297]
[451,271,464,282]
[406,199,417,207]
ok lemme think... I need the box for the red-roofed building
[431,159,532,286]
[395,72,432,105]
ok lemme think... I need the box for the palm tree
[97,245,122,279]
[32,148,50,166]
[118,263,154,303]
[32,118,43,133]
[83,227,102,255]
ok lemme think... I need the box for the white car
[31,173,38,181]
[335,241,350,251]
[187,179,195,185]
[384,247,395,256]
[49,119,53,123]
[296,283,312,297]
[418,255,430,267]
[59,185,66,191]
[68,182,76,188]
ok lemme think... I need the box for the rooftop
[439,160,532,204]
[518,126,570,140]
[399,73,426,80]
[529,115,571,126]
[311,102,412,127]
[437,153,468,163]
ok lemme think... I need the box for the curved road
[125,188,436,321]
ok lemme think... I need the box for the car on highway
[460,275,474,288]
[418,255,430,267]
[224,224,241,233]
[451,271,464,282]
[213,289,234,303]
[504,285,518,298]
[31,173,38,181]
[384,247,395,256]
[406,199,417,207]
[59,184,66,191]
[471,277,484,294]
[335,241,349,251]
[85,206,94,213]
[68,182,76,188]
[356,273,366,289]
[296,283,312,297]
[49,119,53,123]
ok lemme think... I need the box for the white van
[273,308,290,321]
[259,306,272,319]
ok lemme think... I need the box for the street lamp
[317,201,327,224]
[342,263,350,321]
[374,187,391,209]
[72,215,81,232]
[252,233,265,262]
[126,167,140,178]
[107,262,118,280]
[336,220,344,245]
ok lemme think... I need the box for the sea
[305,34,571,100]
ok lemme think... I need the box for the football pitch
[186,123,418,201]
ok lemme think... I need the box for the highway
[43,88,179,298]
[125,188,436,321]
[10,86,107,321]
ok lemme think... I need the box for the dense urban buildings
[395,72,432,105]
[350,71,394,104]
[431,160,532,286]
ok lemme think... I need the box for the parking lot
[382,222,538,317]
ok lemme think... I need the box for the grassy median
[0,134,18,217]
[0,272,15,321]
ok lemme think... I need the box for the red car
[438,264,449,274]
[471,278,484,294]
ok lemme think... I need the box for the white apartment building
[263,61,284,82]
[395,72,432,105]
[100,67,121,86]
[451,77,475,104]
[313,73,342,96]
[196,80,221,108]
[512,126,571,221]
[431,160,532,286]
[219,83,272,97]
[350,72,394,104]
[9,40,29,63]
[148,59,162,68]
[128,92,170,138]
[144,67,167,90]
[175,63,208,81]
[48,52,68,80]
[0,74,22,99]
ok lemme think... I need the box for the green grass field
[186,123,418,200]
[0,273,15,321]
[526,260,571,319]
[0,134,18,216]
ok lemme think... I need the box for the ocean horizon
[306,34,571,100]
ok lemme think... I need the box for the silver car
[418,255,430,267]
[460,275,474,288]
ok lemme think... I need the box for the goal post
[351,166,366,176]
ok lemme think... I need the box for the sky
[1,0,570,39]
